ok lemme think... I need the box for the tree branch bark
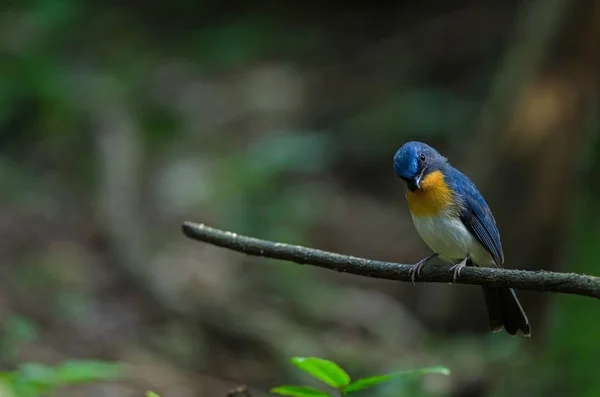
[182,221,600,299]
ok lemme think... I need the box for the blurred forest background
[1,0,599,396]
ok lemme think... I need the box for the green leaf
[146,391,161,397]
[271,385,334,397]
[53,360,127,384]
[290,357,351,389]
[344,366,450,394]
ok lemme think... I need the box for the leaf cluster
[270,357,450,397]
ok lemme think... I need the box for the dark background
[1,0,599,396]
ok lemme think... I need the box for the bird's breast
[406,170,453,217]
[411,212,494,265]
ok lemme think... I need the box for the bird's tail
[482,286,531,336]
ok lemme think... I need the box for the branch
[182,221,600,300]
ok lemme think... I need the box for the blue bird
[393,141,530,336]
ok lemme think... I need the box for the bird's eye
[419,154,426,161]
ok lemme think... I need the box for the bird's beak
[407,177,420,192]
[407,167,426,192]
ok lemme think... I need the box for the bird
[393,141,530,336]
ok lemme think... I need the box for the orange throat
[406,170,453,217]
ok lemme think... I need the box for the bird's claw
[449,258,468,283]
[408,254,438,285]
[408,261,426,285]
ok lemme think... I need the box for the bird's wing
[450,170,504,267]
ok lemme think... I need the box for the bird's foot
[408,253,438,285]
[449,257,469,283]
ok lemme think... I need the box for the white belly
[411,212,494,266]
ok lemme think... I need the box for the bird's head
[393,141,448,191]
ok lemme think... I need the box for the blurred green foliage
[543,200,600,397]
[0,361,126,397]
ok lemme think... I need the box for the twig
[182,221,600,299]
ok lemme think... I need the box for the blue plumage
[444,167,504,267]
[393,143,420,180]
